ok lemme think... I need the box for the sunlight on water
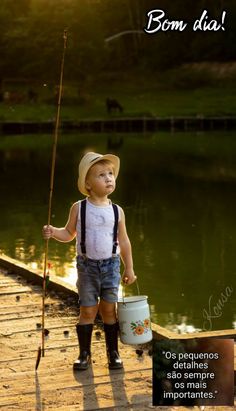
[29,261,38,270]
[62,261,77,285]
[1,131,236,331]
[15,239,26,260]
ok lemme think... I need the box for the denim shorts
[76,255,121,307]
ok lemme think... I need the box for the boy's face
[85,161,116,197]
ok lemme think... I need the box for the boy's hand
[42,225,54,239]
[122,269,137,285]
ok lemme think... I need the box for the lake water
[1,131,236,332]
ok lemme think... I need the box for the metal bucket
[117,295,152,345]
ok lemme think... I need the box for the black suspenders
[80,199,119,256]
[80,199,87,255]
[111,203,119,255]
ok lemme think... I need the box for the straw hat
[78,152,120,195]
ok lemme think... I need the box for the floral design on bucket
[131,319,150,336]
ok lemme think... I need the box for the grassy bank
[1,86,235,122]
[1,64,236,122]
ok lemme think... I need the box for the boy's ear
[85,180,91,190]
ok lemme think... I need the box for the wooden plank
[0,281,22,286]
[0,254,78,300]
[1,257,236,411]
[0,338,152,408]
[0,266,153,410]
[152,322,236,340]
[0,302,76,322]
[0,370,152,410]
[0,318,75,336]
[0,301,64,313]
[0,313,42,322]
[1,342,151,372]
[0,363,151,393]
[0,304,41,314]
[0,287,33,296]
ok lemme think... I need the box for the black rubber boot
[104,322,123,370]
[73,323,93,370]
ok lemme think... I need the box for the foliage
[0,0,235,86]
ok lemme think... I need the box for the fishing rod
[35,29,68,371]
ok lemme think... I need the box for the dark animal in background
[106,98,123,114]
[28,89,38,103]
[3,91,25,104]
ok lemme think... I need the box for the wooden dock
[0,255,236,410]
[0,264,153,410]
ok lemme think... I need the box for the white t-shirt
[76,199,120,259]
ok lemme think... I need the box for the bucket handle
[121,278,140,305]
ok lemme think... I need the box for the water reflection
[0,131,236,331]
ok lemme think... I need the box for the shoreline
[1,253,236,341]
[1,116,236,134]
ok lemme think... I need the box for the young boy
[43,152,136,370]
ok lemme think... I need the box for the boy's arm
[118,207,137,285]
[43,202,78,242]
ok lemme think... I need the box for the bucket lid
[118,295,148,304]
